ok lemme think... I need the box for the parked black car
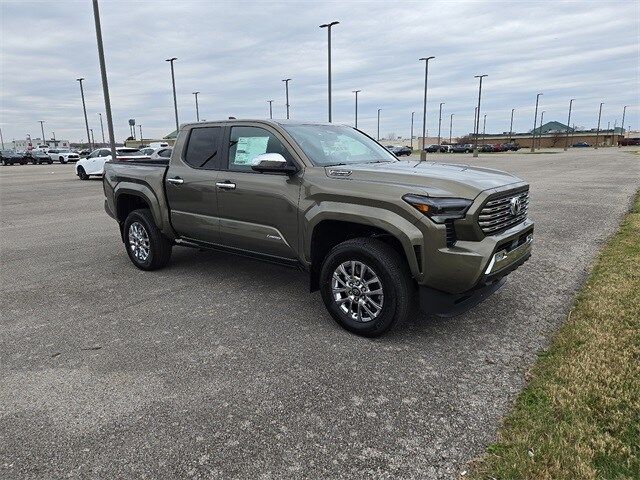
[501,142,521,151]
[479,144,494,152]
[424,144,441,153]
[391,145,412,156]
[1,150,27,165]
[572,142,591,148]
[450,144,473,153]
[26,150,53,164]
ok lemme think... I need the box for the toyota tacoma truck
[103,120,533,337]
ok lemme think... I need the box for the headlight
[403,194,472,223]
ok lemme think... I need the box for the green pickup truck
[103,120,533,336]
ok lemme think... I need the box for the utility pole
[39,121,45,145]
[473,74,487,157]
[352,90,361,128]
[419,56,435,161]
[192,91,200,122]
[92,0,117,160]
[166,57,179,133]
[410,111,415,150]
[268,100,273,119]
[437,102,444,145]
[564,99,574,151]
[449,113,454,144]
[282,78,291,119]
[76,78,92,151]
[530,93,543,152]
[538,111,545,150]
[98,112,105,145]
[377,108,381,141]
[509,108,515,140]
[319,21,339,122]
[619,105,627,147]
[595,102,603,149]
[482,114,487,143]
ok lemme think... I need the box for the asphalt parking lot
[1,148,638,479]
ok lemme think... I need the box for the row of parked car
[0,148,80,165]
[425,142,522,153]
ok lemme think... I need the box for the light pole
[0,127,3,149]
[419,56,435,161]
[473,74,487,157]
[411,111,415,150]
[192,91,200,122]
[437,102,444,145]
[509,108,515,140]
[90,128,95,146]
[282,78,291,119]
[564,99,574,151]
[268,100,273,119]
[319,21,339,122]
[76,78,92,151]
[530,93,543,152]
[166,57,179,133]
[377,108,381,141]
[352,90,361,128]
[39,121,45,145]
[449,113,454,144]
[538,111,545,150]
[595,102,603,149]
[52,131,56,147]
[139,125,143,144]
[482,114,487,143]
[619,105,627,147]
[98,112,105,145]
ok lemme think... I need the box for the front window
[282,124,397,167]
[228,126,293,172]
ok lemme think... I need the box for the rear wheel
[59,157,67,164]
[123,209,172,271]
[77,166,89,180]
[320,238,416,337]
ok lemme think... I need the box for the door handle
[216,181,236,190]
[167,177,184,185]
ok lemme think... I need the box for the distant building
[124,130,176,148]
[12,138,69,151]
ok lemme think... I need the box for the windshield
[282,124,397,167]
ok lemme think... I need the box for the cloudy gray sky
[1,0,638,144]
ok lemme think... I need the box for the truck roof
[178,119,340,130]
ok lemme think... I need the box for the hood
[325,161,523,199]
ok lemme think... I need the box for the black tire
[59,157,67,164]
[77,166,89,180]
[319,238,416,337]
[123,209,172,271]
[48,160,53,164]
[1,160,7,166]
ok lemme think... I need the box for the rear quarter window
[183,127,222,169]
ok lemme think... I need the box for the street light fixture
[377,108,381,141]
[76,78,92,151]
[564,99,575,151]
[419,56,435,161]
[165,57,179,133]
[473,74,488,157]
[352,90,361,128]
[595,102,603,149]
[192,91,200,122]
[530,93,543,152]
[282,78,292,119]
[437,102,444,146]
[319,21,339,122]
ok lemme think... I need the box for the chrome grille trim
[478,189,529,235]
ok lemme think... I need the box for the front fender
[303,202,425,281]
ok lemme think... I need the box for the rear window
[117,150,141,157]
[183,127,222,169]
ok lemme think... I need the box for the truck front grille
[478,189,529,235]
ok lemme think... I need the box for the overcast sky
[1,0,638,144]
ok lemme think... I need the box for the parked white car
[138,146,173,160]
[48,148,80,164]
[75,147,141,180]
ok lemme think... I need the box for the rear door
[165,126,223,245]
[216,124,302,260]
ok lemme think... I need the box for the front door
[216,125,302,260]
[165,126,223,245]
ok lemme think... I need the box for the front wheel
[320,238,416,337]
[77,166,89,180]
[59,157,67,164]
[123,209,172,271]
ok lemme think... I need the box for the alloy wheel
[128,222,150,262]
[331,260,384,322]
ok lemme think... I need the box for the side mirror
[251,153,297,175]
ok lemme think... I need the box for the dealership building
[12,137,70,151]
